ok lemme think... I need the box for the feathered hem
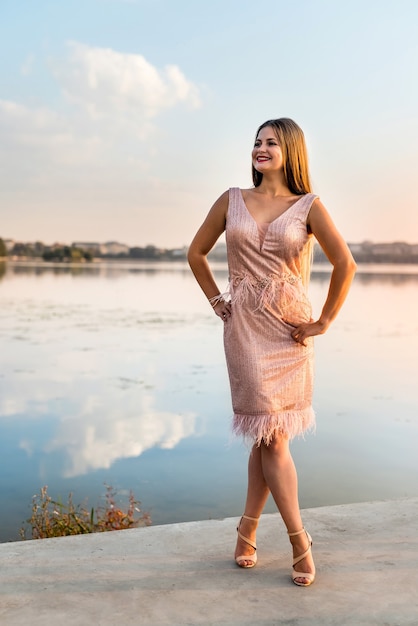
[232,407,315,445]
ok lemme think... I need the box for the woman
[188,118,356,586]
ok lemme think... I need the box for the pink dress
[223,187,317,444]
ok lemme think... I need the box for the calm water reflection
[1,261,417,542]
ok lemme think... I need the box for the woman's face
[252,126,284,175]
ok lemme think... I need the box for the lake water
[1,261,417,543]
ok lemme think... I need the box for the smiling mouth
[256,156,270,162]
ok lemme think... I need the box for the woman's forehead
[256,126,278,139]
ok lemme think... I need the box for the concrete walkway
[1,498,417,626]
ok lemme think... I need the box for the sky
[1,0,417,248]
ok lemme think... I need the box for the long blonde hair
[252,117,314,286]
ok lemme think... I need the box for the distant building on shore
[3,239,16,252]
[72,242,102,254]
[72,241,130,256]
[314,241,418,264]
[2,237,418,264]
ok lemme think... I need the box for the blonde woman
[188,118,356,586]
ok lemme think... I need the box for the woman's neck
[255,177,293,198]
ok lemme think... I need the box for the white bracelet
[208,294,224,308]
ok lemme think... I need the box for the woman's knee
[261,435,290,457]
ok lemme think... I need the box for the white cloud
[0,98,101,171]
[54,41,201,128]
[44,393,196,477]
[0,43,202,200]
[1,370,198,477]
[1,42,201,164]
[0,335,200,477]
[0,99,61,135]
[0,42,205,245]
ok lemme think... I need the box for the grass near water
[20,485,151,540]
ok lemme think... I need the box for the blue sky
[1,0,417,247]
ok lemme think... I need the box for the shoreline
[3,258,418,275]
[1,497,417,625]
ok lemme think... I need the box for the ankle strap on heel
[288,527,305,537]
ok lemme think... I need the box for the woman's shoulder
[217,187,244,203]
[236,187,255,201]
[209,189,230,213]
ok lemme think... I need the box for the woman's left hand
[290,319,328,346]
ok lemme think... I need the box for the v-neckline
[238,189,306,252]
[239,188,305,227]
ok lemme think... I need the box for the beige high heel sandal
[235,514,259,568]
[288,527,315,586]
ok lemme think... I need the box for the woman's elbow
[347,253,357,276]
[187,245,195,268]
[335,253,357,277]
[187,244,204,269]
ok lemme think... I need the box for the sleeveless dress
[223,187,318,444]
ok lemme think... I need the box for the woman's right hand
[213,300,232,322]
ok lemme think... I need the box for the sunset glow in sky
[1,0,417,247]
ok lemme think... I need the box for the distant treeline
[0,239,187,262]
[315,241,418,265]
[2,237,418,264]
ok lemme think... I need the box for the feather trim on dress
[233,408,316,445]
[227,272,312,322]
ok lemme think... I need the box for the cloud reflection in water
[44,392,196,477]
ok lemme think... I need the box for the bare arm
[291,198,357,345]
[188,190,232,319]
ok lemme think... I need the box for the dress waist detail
[225,272,308,317]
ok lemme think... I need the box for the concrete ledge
[1,498,417,625]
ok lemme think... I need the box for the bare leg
[260,436,315,584]
[234,444,270,566]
